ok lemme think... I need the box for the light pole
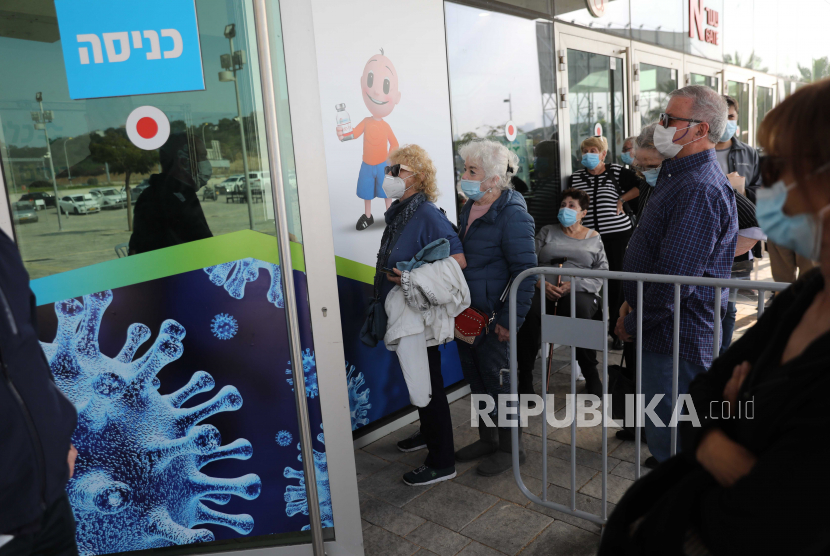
[504,93,513,121]
[201,122,217,148]
[32,92,62,231]
[219,23,254,231]
[63,137,73,186]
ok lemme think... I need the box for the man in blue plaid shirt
[615,86,738,466]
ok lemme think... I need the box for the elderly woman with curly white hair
[453,139,537,477]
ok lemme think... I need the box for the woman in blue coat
[454,140,537,476]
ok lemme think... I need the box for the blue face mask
[756,180,829,261]
[643,168,661,187]
[720,120,738,142]
[460,178,490,201]
[620,152,633,165]
[558,207,579,227]
[581,153,601,170]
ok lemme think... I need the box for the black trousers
[418,346,455,469]
[600,229,632,337]
[0,495,78,556]
[517,290,600,383]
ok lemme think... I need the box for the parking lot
[14,186,277,280]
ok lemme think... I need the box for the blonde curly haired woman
[367,144,466,486]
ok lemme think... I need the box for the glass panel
[630,0,685,51]
[638,63,677,127]
[690,73,719,92]
[1,0,301,279]
[567,49,625,170]
[1,0,329,553]
[727,80,751,145]
[554,0,631,40]
[756,85,774,148]
[445,3,562,230]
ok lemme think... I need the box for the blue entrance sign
[55,0,205,100]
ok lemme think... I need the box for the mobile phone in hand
[380,267,397,276]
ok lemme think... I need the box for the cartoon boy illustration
[338,49,400,231]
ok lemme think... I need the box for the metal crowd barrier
[507,268,790,526]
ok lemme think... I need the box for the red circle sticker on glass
[126,106,170,150]
[505,120,517,142]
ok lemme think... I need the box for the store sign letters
[55,0,205,99]
[689,0,719,45]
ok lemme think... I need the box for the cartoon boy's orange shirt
[352,118,399,165]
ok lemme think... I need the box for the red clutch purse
[453,281,512,345]
[453,308,492,344]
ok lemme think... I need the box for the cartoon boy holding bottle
[337,49,400,231]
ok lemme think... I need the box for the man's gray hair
[458,139,519,191]
[635,123,658,151]
[668,85,728,143]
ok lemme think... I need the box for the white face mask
[653,123,704,158]
[382,174,416,199]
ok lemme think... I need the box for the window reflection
[567,50,625,169]
[727,80,751,145]
[0,0,300,280]
[755,85,773,148]
[445,2,561,230]
[690,73,719,92]
[639,63,677,127]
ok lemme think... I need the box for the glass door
[685,58,723,94]
[726,77,752,146]
[556,27,629,180]
[754,74,778,149]
[631,45,682,135]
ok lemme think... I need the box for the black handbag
[607,343,636,423]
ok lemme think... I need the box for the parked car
[217,175,245,194]
[18,191,56,208]
[59,194,99,215]
[88,187,126,209]
[127,181,151,204]
[246,171,269,192]
[12,201,38,224]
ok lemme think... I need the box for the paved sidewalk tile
[455,464,545,506]
[609,460,651,481]
[406,522,470,556]
[363,524,421,556]
[360,461,436,508]
[579,473,634,505]
[523,449,597,491]
[461,502,553,555]
[363,424,420,463]
[413,550,441,556]
[355,449,391,481]
[403,481,498,532]
[457,542,507,556]
[517,521,600,556]
[608,439,652,464]
[525,482,616,534]
[360,497,425,536]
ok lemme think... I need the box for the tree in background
[89,128,157,231]
[723,51,769,73]
[798,57,830,83]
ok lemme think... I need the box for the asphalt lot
[14,188,278,280]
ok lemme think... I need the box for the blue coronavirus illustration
[282,425,333,530]
[345,362,371,430]
[286,348,318,399]
[40,290,261,555]
[204,258,284,308]
[210,313,238,340]
[275,430,293,447]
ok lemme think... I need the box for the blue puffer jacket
[459,189,537,330]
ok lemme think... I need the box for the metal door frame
[554,22,630,182]
[630,42,683,135]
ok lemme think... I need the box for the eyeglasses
[658,112,702,129]
[384,164,414,177]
